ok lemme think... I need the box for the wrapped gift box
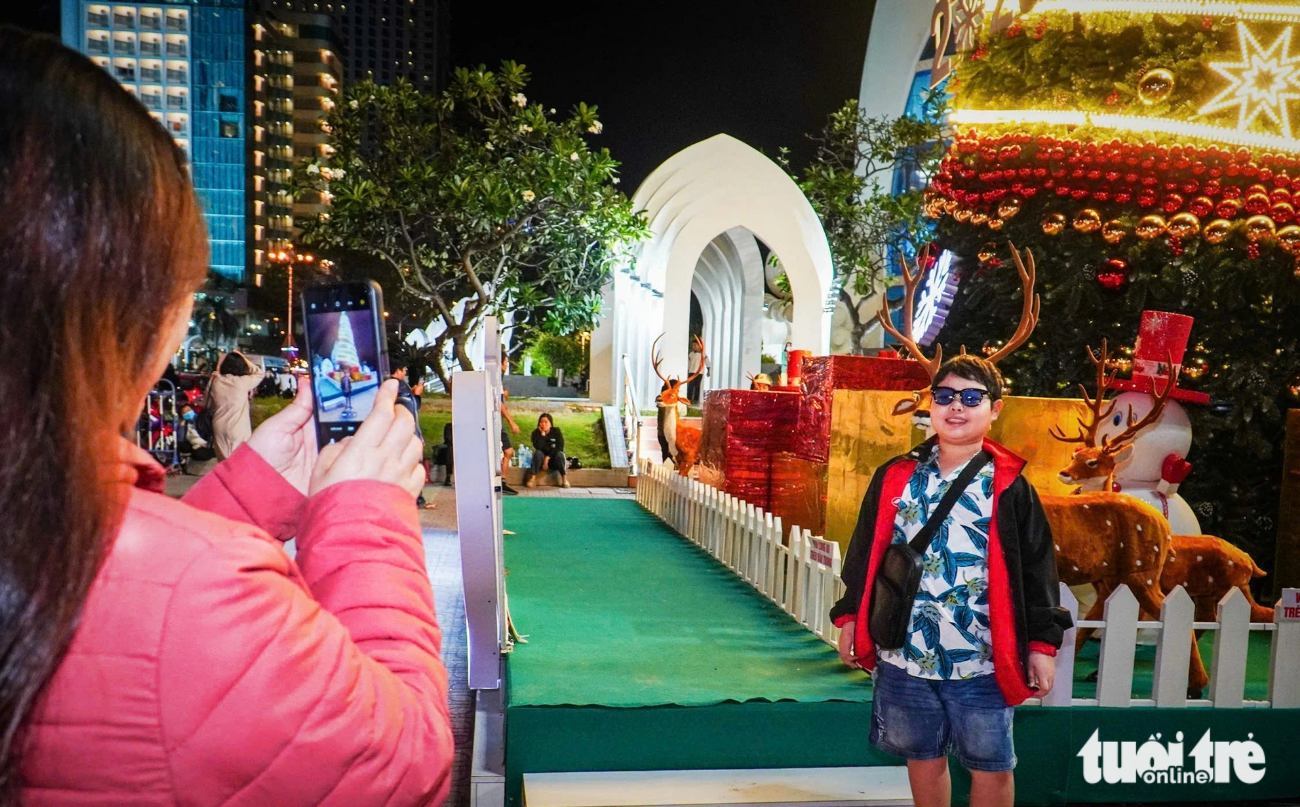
[698,389,801,510]
[794,355,932,463]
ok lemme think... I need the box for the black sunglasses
[931,386,992,407]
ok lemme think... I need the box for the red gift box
[794,355,932,463]
[699,389,802,510]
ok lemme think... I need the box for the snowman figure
[1090,311,1207,535]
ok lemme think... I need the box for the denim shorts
[869,660,1016,772]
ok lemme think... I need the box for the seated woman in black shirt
[526,413,570,488]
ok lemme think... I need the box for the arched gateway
[590,134,834,407]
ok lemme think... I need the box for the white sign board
[808,536,837,569]
[1280,589,1300,622]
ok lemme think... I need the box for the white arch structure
[590,134,834,407]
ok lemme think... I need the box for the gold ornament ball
[970,211,990,227]
[988,217,1006,231]
[1245,214,1276,242]
[954,207,973,223]
[978,242,998,264]
[1203,218,1232,244]
[1277,224,1300,254]
[1101,219,1127,244]
[1073,208,1102,234]
[1138,68,1175,105]
[997,195,1024,220]
[1167,212,1201,240]
[1135,214,1168,240]
[1042,212,1067,236]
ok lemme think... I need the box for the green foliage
[957,12,1230,122]
[789,97,946,295]
[525,333,587,378]
[298,64,648,386]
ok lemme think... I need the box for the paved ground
[165,461,630,805]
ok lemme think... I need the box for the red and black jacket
[829,437,1073,706]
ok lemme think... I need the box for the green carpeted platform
[502,499,1300,806]
[504,498,870,708]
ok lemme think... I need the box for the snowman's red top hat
[1110,310,1210,404]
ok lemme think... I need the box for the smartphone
[302,281,390,446]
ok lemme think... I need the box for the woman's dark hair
[0,29,206,797]
[219,352,253,376]
[537,413,553,429]
[932,354,1004,401]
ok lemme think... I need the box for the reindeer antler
[650,334,670,385]
[1101,351,1179,454]
[876,244,943,380]
[984,243,1041,365]
[684,335,707,385]
[1049,339,1121,446]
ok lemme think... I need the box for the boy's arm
[829,465,889,627]
[1016,479,1074,654]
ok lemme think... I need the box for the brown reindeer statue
[1044,341,1221,695]
[652,334,706,476]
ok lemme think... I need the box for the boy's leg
[869,663,952,807]
[906,758,951,807]
[942,674,1016,807]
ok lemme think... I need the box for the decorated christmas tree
[331,312,361,371]
[926,3,1300,567]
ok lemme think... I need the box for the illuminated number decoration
[911,250,959,347]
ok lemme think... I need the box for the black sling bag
[868,450,991,650]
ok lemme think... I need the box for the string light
[1198,22,1300,138]
[948,108,1300,154]
[1030,0,1300,23]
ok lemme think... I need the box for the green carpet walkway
[503,498,871,708]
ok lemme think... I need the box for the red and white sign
[808,537,837,568]
[1280,589,1300,622]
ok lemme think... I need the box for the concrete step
[504,467,629,488]
[523,766,913,807]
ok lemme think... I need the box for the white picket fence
[636,459,1300,709]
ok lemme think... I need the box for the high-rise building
[265,0,447,91]
[62,0,247,283]
[247,4,342,286]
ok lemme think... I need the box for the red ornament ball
[1097,258,1130,291]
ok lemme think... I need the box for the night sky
[448,0,877,190]
[3,0,878,190]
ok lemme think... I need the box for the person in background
[526,413,569,488]
[206,350,265,460]
[176,402,214,462]
[500,354,521,495]
[277,368,297,399]
[0,30,451,805]
[392,365,433,508]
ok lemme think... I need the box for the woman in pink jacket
[0,30,453,806]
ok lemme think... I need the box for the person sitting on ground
[830,354,1071,807]
[177,402,215,462]
[526,413,569,488]
[0,31,452,804]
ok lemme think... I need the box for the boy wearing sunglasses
[830,355,1071,807]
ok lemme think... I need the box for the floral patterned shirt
[877,452,997,680]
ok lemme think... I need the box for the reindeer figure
[652,334,707,476]
[876,242,1039,427]
[1051,339,1177,493]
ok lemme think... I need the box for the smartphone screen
[302,282,389,445]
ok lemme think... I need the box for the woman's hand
[837,621,860,668]
[542,456,549,470]
[1027,651,1057,697]
[246,382,317,494]
[310,380,426,499]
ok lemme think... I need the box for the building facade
[62,0,247,283]
[264,0,447,91]
[247,5,342,286]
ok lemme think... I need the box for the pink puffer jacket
[20,441,453,806]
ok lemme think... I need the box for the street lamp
[269,247,313,356]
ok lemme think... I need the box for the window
[86,34,110,55]
[112,7,135,28]
[87,6,110,27]
[140,10,161,31]
[112,33,135,55]
[219,119,239,139]
[112,58,136,82]
[166,61,187,84]
[165,10,188,32]
[140,88,162,109]
[219,93,240,113]
[139,35,161,56]
[140,61,162,83]
[165,35,187,58]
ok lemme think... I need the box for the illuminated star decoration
[1200,22,1300,139]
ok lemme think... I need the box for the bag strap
[907,449,991,556]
